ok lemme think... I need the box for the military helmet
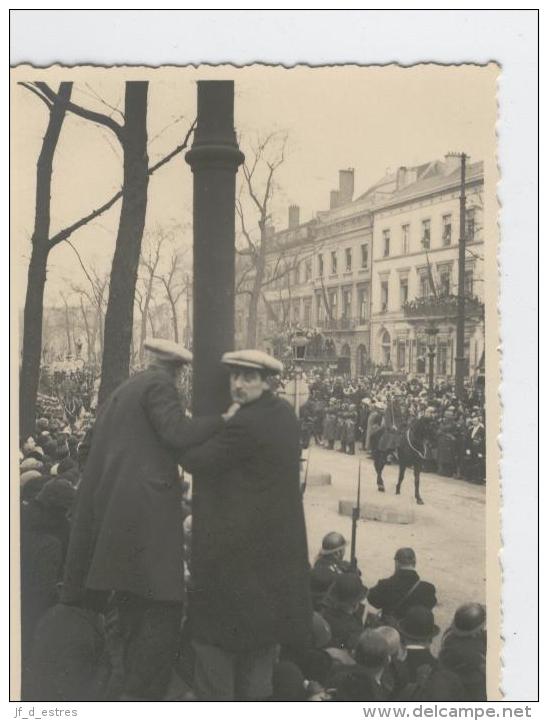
[320,531,347,556]
[452,603,486,636]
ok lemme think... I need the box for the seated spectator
[328,630,390,701]
[368,548,437,623]
[281,611,335,687]
[320,573,367,650]
[439,603,487,701]
[309,566,335,612]
[395,606,440,690]
[376,625,409,699]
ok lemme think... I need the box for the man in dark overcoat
[181,349,313,700]
[367,548,437,623]
[61,339,236,700]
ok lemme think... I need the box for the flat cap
[20,457,44,473]
[144,338,193,365]
[221,349,283,375]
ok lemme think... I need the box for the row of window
[380,209,476,258]
[379,270,474,312]
[264,210,478,289]
[265,244,370,289]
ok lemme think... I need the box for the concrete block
[338,499,415,524]
[307,472,332,487]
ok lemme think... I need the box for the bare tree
[155,248,189,343]
[137,228,167,363]
[18,82,72,439]
[18,79,196,434]
[236,132,287,347]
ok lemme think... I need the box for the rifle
[350,459,362,570]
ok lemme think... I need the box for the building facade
[235,156,485,381]
[370,157,484,379]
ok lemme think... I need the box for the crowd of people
[18,346,487,702]
[290,368,486,482]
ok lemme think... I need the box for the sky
[11,64,498,308]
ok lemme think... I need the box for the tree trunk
[19,82,72,440]
[79,297,92,363]
[168,295,179,342]
[98,82,149,404]
[139,279,153,364]
[245,236,266,347]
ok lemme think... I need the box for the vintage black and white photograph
[11,58,503,704]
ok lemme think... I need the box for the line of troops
[299,383,486,481]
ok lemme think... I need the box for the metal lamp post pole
[453,152,467,400]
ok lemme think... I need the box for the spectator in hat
[439,603,487,701]
[62,339,238,701]
[328,631,390,701]
[20,457,44,474]
[367,548,437,623]
[396,606,440,684]
[320,573,367,651]
[20,472,48,504]
[181,349,312,701]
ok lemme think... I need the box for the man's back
[368,569,437,619]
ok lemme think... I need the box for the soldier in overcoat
[61,339,233,700]
[181,350,312,701]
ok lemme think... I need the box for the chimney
[396,166,407,190]
[288,204,300,229]
[330,190,340,209]
[444,153,461,175]
[338,168,355,204]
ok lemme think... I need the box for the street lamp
[291,330,309,418]
[424,322,439,394]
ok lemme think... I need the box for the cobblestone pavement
[302,444,486,652]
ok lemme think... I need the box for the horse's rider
[377,389,406,461]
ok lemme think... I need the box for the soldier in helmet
[439,603,487,701]
[313,532,362,580]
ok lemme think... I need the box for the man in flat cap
[182,349,313,701]
[61,339,238,701]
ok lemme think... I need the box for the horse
[372,416,438,505]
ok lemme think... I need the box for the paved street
[303,445,486,651]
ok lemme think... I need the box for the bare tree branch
[46,119,196,250]
[35,81,124,140]
[19,82,53,110]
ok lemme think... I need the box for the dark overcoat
[182,390,313,652]
[62,367,222,604]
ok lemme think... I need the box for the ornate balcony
[403,293,484,322]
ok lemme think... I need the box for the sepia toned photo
[11,62,501,703]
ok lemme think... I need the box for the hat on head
[394,547,416,565]
[397,606,440,642]
[144,338,193,365]
[320,531,347,556]
[449,603,486,637]
[221,349,283,375]
[20,469,43,488]
[36,417,50,432]
[20,457,44,473]
[36,478,76,511]
[329,573,368,605]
